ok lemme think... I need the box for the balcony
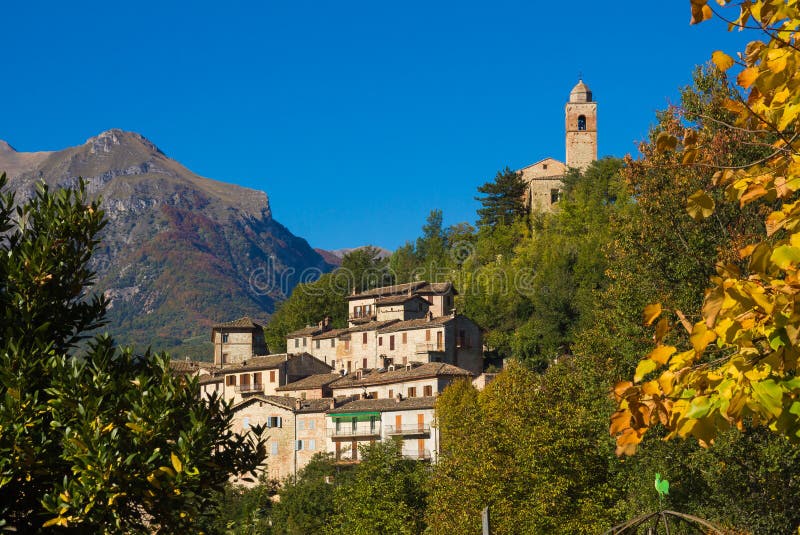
[402,449,432,461]
[415,343,444,354]
[236,384,264,395]
[327,424,381,440]
[384,424,431,437]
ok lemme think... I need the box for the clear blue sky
[2,1,750,251]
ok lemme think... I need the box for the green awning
[329,412,381,421]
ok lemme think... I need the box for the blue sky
[2,1,750,251]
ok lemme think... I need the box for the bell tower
[565,79,597,171]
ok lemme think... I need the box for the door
[436,331,443,351]
[389,335,395,351]
[395,414,402,434]
[417,413,425,433]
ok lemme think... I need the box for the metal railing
[327,424,381,438]
[384,424,431,436]
[402,449,431,461]
[236,384,264,394]
[415,343,444,354]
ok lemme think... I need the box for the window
[408,387,417,398]
[242,417,250,430]
[551,188,560,204]
[389,335,395,351]
[365,304,372,316]
[424,385,433,396]
[389,389,394,398]
[362,332,368,345]
[298,419,305,431]
[347,361,352,372]
[436,331,443,350]
[425,330,431,341]
[458,329,466,348]
[344,339,350,351]
[270,370,276,383]
[354,305,362,317]
[221,352,228,364]
[254,372,262,387]
[240,374,250,388]
[267,416,282,428]
[294,338,299,348]
[331,339,335,348]
[309,439,316,450]
[578,114,587,131]
[543,163,548,170]
[302,337,307,347]
[222,333,229,343]
[331,359,336,368]
[315,339,320,349]
[271,442,278,455]
[402,332,407,344]
[362,358,368,369]
[309,420,315,430]
[378,337,383,346]
[226,375,237,386]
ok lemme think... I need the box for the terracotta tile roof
[296,398,336,413]
[374,294,428,306]
[312,328,350,341]
[347,281,456,300]
[198,374,223,385]
[275,373,342,391]
[215,353,305,374]
[212,316,263,329]
[231,394,298,412]
[168,359,218,375]
[376,315,455,334]
[347,319,400,333]
[330,362,471,389]
[328,396,437,413]
[286,324,332,337]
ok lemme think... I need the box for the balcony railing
[402,449,431,461]
[384,424,431,436]
[236,384,264,395]
[327,424,381,439]
[415,343,444,354]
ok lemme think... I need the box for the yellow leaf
[610,410,631,435]
[766,48,788,73]
[690,321,717,353]
[643,303,662,326]
[171,452,183,473]
[634,359,658,383]
[738,67,760,88]
[712,50,735,71]
[655,132,678,152]
[687,190,715,221]
[690,0,713,25]
[42,517,68,528]
[648,345,677,365]
[654,317,670,343]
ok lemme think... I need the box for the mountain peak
[0,140,17,153]
[85,129,164,157]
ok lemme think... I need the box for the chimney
[295,398,302,411]
[329,398,335,410]
[427,311,433,321]
[395,392,402,403]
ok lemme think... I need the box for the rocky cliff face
[0,129,332,358]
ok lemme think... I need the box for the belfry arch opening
[577,115,586,131]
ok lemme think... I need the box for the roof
[377,315,455,334]
[312,327,350,341]
[296,398,336,414]
[348,281,456,300]
[347,319,400,333]
[275,373,342,391]
[286,325,325,338]
[569,79,593,103]
[215,353,302,374]
[198,374,223,385]
[328,396,437,413]
[231,394,298,412]
[330,362,472,389]
[212,316,263,330]
[374,294,430,307]
[168,359,217,375]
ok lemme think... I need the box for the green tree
[339,246,393,293]
[327,441,428,535]
[475,167,527,227]
[0,176,266,532]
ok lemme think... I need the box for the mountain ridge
[0,129,333,358]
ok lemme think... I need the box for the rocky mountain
[0,129,333,358]
[314,246,393,267]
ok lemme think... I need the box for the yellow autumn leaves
[612,0,800,455]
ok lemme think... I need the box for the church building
[519,80,598,211]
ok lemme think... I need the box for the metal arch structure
[604,510,726,535]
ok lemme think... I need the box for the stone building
[521,80,598,211]
[286,281,484,375]
[211,316,268,365]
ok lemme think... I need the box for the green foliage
[338,246,393,293]
[428,362,621,534]
[0,175,266,532]
[475,167,527,228]
[327,440,428,535]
